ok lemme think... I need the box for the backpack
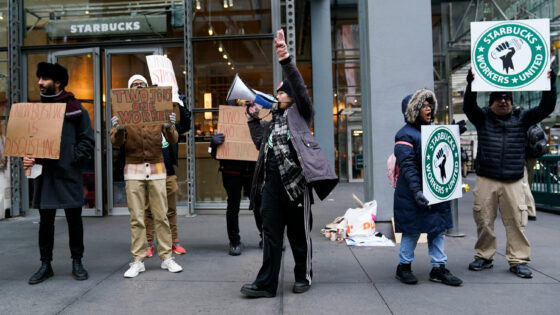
[387,141,413,188]
[526,124,548,158]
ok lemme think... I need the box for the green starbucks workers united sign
[471,19,550,91]
[422,125,462,205]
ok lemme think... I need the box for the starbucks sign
[471,19,550,92]
[421,125,462,205]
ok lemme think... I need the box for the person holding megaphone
[240,29,338,298]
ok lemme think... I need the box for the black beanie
[276,80,294,99]
[489,91,513,106]
[36,62,69,89]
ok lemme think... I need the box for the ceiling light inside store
[227,61,231,66]
[85,6,90,15]
[0,12,4,20]
[229,0,234,7]
[208,24,214,36]
[231,66,235,70]
[195,0,202,10]
[223,0,228,8]
[222,53,228,60]
[218,42,223,52]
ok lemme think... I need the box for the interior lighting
[223,0,228,8]
[218,42,224,52]
[222,53,228,60]
[227,61,231,66]
[85,6,90,15]
[204,93,212,120]
[195,0,202,10]
[0,12,4,20]
[228,0,234,7]
[208,24,214,36]
[231,66,235,70]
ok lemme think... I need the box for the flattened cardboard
[111,86,173,126]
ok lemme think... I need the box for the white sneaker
[161,257,183,273]
[124,261,145,278]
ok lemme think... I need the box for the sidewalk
[1,178,559,315]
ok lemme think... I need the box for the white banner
[146,55,183,106]
[470,19,550,92]
[421,125,462,205]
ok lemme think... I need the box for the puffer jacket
[110,124,178,164]
[248,56,338,210]
[463,76,556,181]
[393,89,452,234]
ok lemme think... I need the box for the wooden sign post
[216,105,263,161]
[111,86,173,126]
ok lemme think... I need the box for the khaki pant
[472,175,530,265]
[126,179,172,261]
[525,158,538,217]
[522,166,536,218]
[145,175,178,243]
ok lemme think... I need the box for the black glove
[211,133,225,146]
[550,68,556,86]
[414,190,430,207]
[453,119,467,134]
[178,89,187,106]
[467,69,474,84]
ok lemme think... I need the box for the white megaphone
[226,74,276,109]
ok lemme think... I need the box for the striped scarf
[270,110,306,201]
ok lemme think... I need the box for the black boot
[396,263,418,284]
[29,262,54,285]
[72,259,88,280]
[430,264,463,286]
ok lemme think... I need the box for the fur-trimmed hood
[404,88,438,124]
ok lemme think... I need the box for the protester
[24,62,95,284]
[463,68,556,278]
[393,89,462,287]
[110,75,183,278]
[145,90,191,258]
[210,99,263,256]
[240,29,338,298]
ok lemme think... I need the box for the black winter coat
[33,94,95,209]
[463,81,556,181]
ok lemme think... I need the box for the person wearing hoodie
[210,99,263,256]
[240,30,338,298]
[393,89,462,287]
[24,62,95,285]
[463,68,556,279]
[110,75,183,278]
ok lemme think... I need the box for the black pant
[253,169,312,294]
[222,172,263,246]
[39,208,84,262]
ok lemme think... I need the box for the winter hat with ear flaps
[404,88,438,124]
[36,62,69,89]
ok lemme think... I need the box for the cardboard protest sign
[4,103,66,159]
[471,19,550,91]
[421,125,462,205]
[216,105,270,161]
[146,55,183,106]
[111,86,173,126]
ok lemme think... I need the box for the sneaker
[229,243,242,256]
[429,265,463,286]
[146,243,154,258]
[468,258,493,271]
[395,263,418,284]
[172,240,187,255]
[161,257,183,273]
[124,261,145,278]
[509,264,533,279]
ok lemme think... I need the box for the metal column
[310,0,335,166]
[184,0,196,216]
[8,0,24,217]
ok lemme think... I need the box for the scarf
[40,90,82,118]
[269,109,306,201]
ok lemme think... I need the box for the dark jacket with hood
[393,89,452,234]
[463,75,556,181]
[248,56,338,210]
[33,91,95,209]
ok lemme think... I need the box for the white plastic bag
[344,200,377,237]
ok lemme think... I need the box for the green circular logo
[424,127,460,200]
[472,22,548,89]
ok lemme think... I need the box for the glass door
[104,47,163,215]
[49,48,103,216]
[347,125,364,182]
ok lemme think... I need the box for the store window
[0,2,7,47]
[23,0,184,46]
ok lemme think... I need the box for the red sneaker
[172,240,186,255]
[146,243,155,258]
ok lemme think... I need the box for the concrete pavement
[1,178,560,314]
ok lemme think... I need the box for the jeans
[398,231,447,267]
[39,208,84,262]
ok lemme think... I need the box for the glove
[164,112,176,129]
[414,190,430,207]
[211,133,225,146]
[467,69,474,84]
[178,89,187,106]
[550,68,556,86]
[111,116,125,131]
[453,119,467,134]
